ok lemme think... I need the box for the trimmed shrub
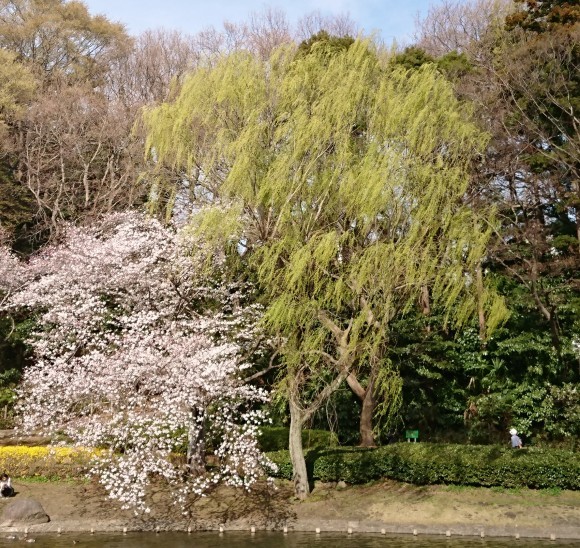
[267,443,580,490]
[258,427,338,452]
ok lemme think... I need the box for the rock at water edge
[0,499,50,526]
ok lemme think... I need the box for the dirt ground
[3,478,579,538]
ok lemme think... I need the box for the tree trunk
[346,370,376,447]
[186,408,206,476]
[285,362,351,499]
[475,263,486,343]
[359,376,376,447]
[420,285,431,333]
[530,262,561,353]
[576,210,580,257]
[289,397,309,500]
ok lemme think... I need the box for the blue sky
[83,0,436,46]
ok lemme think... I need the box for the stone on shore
[0,499,50,526]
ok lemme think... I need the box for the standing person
[509,428,522,449]
[0,473,13,497]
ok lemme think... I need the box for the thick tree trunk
[346,370,376,447]
[288,312,358,498]
[359,376,376,447]
[286,361,351,499]
[288,398,309,500]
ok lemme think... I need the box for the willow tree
[143,37,507,498]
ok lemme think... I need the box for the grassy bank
[7,476,580,539]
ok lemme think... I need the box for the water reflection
[0,532,576,547]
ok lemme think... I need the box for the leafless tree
[415,0,513,61]
[106,29,200,106]
[19,84,143,237]
[295,10,359,42]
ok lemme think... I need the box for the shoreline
[2,518,580,541]
[0,478,578,541]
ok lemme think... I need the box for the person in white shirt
[509,428,523,449]
[0,473,13,497]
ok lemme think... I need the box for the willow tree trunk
[288,397,309,499]
[359,377,376,447]
[346,369,377,447]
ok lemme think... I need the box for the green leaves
[143,36,508,438]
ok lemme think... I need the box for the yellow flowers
[0,446,99,478]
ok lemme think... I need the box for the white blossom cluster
[0,246,27,301]
[2,212,273,513]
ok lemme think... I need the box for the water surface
[0,532,576,547]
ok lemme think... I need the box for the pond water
[0,532,576,547]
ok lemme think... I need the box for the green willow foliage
[143,38,508,421]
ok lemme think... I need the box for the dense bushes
[267,443,580,490]
[258,427,338,452]
[3,441,577,490]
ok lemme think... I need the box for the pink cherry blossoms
[3,212,273,513]
[0,246,27,306]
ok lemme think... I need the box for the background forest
[0,0,578,463]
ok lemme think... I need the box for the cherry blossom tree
[5,212,272,513]
[0,248,21,301]
[0,237,28,309]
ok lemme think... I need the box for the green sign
[405,429,419,440]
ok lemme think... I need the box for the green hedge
[267,443,580,490]
[258,427,338,452]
